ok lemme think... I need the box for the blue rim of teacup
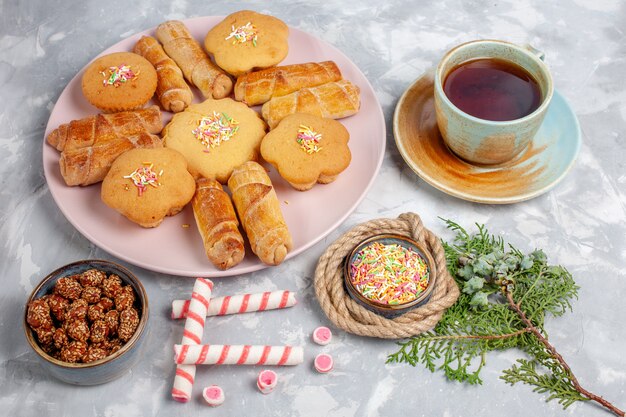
[23,259,149,369]
[435,39,555,126]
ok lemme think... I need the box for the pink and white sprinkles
[296,125,323,154]
[101,64,138,87]
[123,163,162,196]
[350,242,430,305]
[171,278,213,403]
[174,344,304,366]
[257,370,278,394]
[202,385,225,406]
[225,22,258,46]
[171,290,296,320]
[192,111,239,150]
[314,353,334,373]
[312,326,332,346]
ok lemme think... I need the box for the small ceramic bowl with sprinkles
[343,234,436,318]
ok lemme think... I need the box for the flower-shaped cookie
[204,10,289,77]
[101,147,195,228]
[162,98,267,184]
[260,113,351,191]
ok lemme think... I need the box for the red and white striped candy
[257,370,277,394]
[171,278,213,403]
[171,290,296,319]
[173,344,304,366]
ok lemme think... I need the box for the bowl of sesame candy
[23,260,149,385]
[344,234,436,318]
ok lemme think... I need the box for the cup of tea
[434,39,553,165]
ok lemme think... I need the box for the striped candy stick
[171,290,296,319]
[171,278,213,402]
[173,344,304,366]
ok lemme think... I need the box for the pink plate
[43,16,386,277]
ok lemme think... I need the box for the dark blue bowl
[23,260,149,385]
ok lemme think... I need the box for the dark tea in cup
[443,58,542,121]
[434,40,553,165]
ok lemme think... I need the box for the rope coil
[314,212,460,339]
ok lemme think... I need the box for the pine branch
[501,358,588,409]
[387,220,624,416]
[505,292,625,416]
[387,321,531,384]
[412,328,532,341]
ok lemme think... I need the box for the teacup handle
[522,43,545,61]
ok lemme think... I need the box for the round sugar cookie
[162,98,267,183]
[101,147,195,228]
[81,52,157,113]
[260,113,351,191]
[204,10,289,77]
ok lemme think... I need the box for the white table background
[1,1,624,416]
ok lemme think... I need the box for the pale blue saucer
[394,72,582,204]
[526,89,582,194]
